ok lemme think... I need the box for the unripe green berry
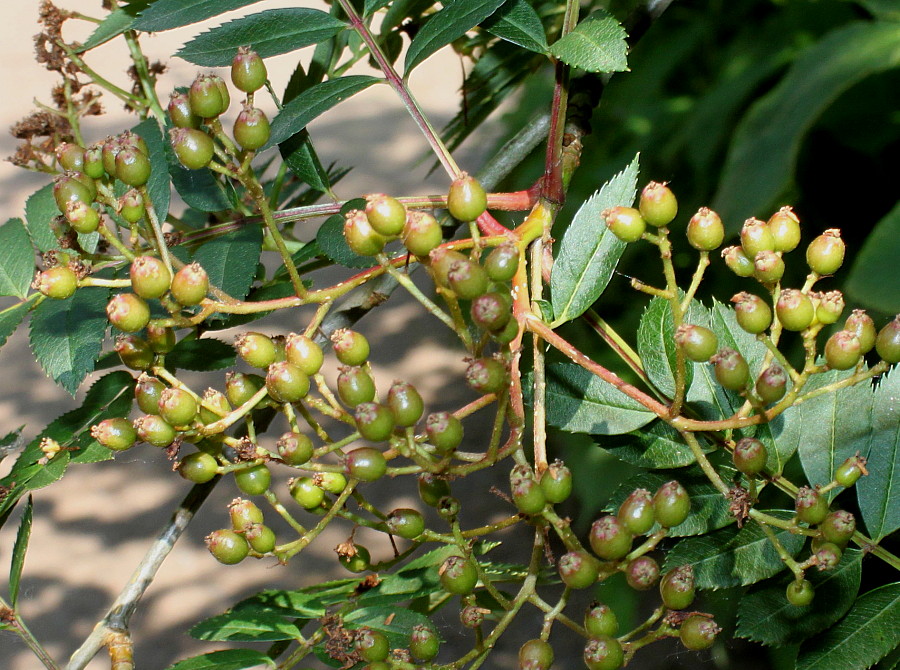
[410,624,440,662]
[245,523,276,554]
[171,262,209,306]
[133,414,177,447]
[354,402,395,442]
[795,486,829,525]
[786,579,815,607]
[339,544,371,573]
[603,206,645,243]
[722,245,755,277]
[660,565,695,610]
[470,291,512,332]
[170,128,215,170]
[652,480,691,528]
[135,374,166,415]
[625,555,660,590]
[733,437,768,475]
[231,47,267,93]
[675,323,718,362]
[115,147,151,187]
[518,639,554,670]
[337,366,376,407]
[814,541,843,571]
[158,387,198,426]
[189,73,228,118]
[583,636,624,670]
[233,105,270,151]
[346,446,388,481]
[265,361,310,403]
[284,333,324,375]
[753,250,785,284]
[35,266,78,299]
[199,388,230,425]
[440,555,478,594]
[387,380,424,427]
[510,464,546,515]
[767,206,802,253]
[447,258,489,300]
[115,335,154,370]
[355,628,390,663]
[225,371,264,407]
[590,515,633,560]
[732,292,772,334]
[835,455,866,488]
[756,365,788,404]
[428,248,468,288]
[106,293,151,332]
[119,189,145,224]
[617,488,655,535]
[386,508,425,539]
[90,417,137,451]
[711,347,750,391]
[418,473,451,506]
[740,217,776,259]
[332,328,370,366]
[558,550,600,589]
[129,256,171,300]
[824,330,861,371]
[460,604,485,629]
[55,142,85,171]
[235,332,278,368]
[276,431,313,466]
[806,229,845,275]
[584,602,619,637]
[343,209,386,256]
[425,411,464,454]
[206,529,249,565]
[448,173,487,222]
[178,451,219,483]
[168,90,201,129]
[291,477,325,509]
[64,200,100,234]
[401,210,442,256]
[102,136,121,178]
[876,316,900,363]
[365,193,406,237]
[819,510,855,546]
[465,357,507,395]
[235,464,271,495]
[815,290,845,325]
[679,615,720,650]
[53,174,92,211]
[639,181,678,227]
[844,309,876,353]
[776,289,815,331]
[539,460,573,503]
[317,471,348,495]
[83,143,104,179]
[686,207,724,251]
[484,242,519,282]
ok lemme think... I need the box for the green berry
[35,266,78,299]
[686,207,724,251]
[284,333,324,375]
[115,147,151,187]
[386,508,425,539]
[225,371,264,407]
[344,209,386,256]
[625,555,660,590]
[824,330,861,370]
[233,106,270,150]
[558,550,600,589]
[55,142,85,171]
[447,258,489,299]
[178,451,219,483]
[732,292,772,334]
[231,47,267,93]
[711,347,750,391]
[206,529,249,565]
[346,446,388,481]
[245,523,276,554]
[119,189,145,224]
[234,464,271,495]
[756,365,787,404]
[170,128,215,170]
[339,544,371,572]
[134,414,177,447]
[814,541,843,571]
[337,366,377,407]
[106,293,151,333]
[652,480,690,528]
[753,250,785,284]
[332,328,370,366]
[53,173,92,211]
[470,291,512,332]
[365,193,406,237]
[834,455,866,488]
[317,471,348,495]
[617,488,655,535]
[722,245,755,277]
[198,388,230,425]
[355,628,390,663]
[129,256,171,300]
[590,515,633,560]
[659,565,695,610]
[491,316,519,345]
[447,173,487,222]
[354,403,395,442]
[733,437,768,475]
[776,289,815,331]
[236,332,278,369]
[844,310,876,354]
[675,324,718,362]
[102,136,122,178]
[387,380,424,427]
[795,486,828,525]
[584,602,619,638]
[189,73,228,118]
[440,555,478,594]
[819,510,855,546]
[518,639,554,670]
[679,615,720,650]
[401,210,442,256]
[291,477,325,509]
[603,206,645,243]
[82,143,105,179]
[767,207,802,253]
[429,248,468,288]
[460,605,485,629]
[229,498,264,531]
[539,460,573,503]
[815,290,845,325]
[265,361,310,403]
[806,229,845,275]
[158,387,198,426]
[740,217,775,259]
[277,431,314,466]
[135,375,166,414]
[418,473,451,506]
[425,411,464,454]
[639,181,678,227]
[465,357,507,395]
[786,579,815,607]
[409,624,440,662]
[90,418,137,451]
[484,242,519,282]
[510,464,546,515]
[583,636,623,670]
[171,262,209,306]
[64,200,100,234]
[167,90,201,129]
[876,316,900,363]
[115,335,154,370]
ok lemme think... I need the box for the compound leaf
[134,0,264,32]
[549,9,628,73]
[637,296,693,399]
[601,419,713,469]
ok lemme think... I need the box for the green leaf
[279,63,332,193]
[166,337,235,371]
[345,605,436,648]
[176,9,347,67]
[0,219,34,299]
[165,649,276,670]
[543,362,655,435]
[549,154,638,324]
[738,549,863,646]
[664,511,805,589]
[482,0,549,53]
[316,213,374,269]
[601,419,713,469]
[9,495,33,607]
[0,302,30,351]
[798,368,874,494]
[364,0,393,16]
[135,0,265,32]
[78,2,150,52]
[191,605,303,641]
[637,297,693,399]
[24,184,60,253]
[0,428,23,467]
[266,76,380,149]
[714,21,900,227]
[857,367,900,540]
[845,201,900,313]
[797,583,900,670]
[193,225,263,302]
[29,287,108,395]
[548,9,628,74]
[405,0,507,73]
[131,118,170,223]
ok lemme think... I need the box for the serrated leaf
[482,0,548,53]
[193,225,263,303]
[543,362,655,435]
[24,184,60,253]
[738,549,863,647]
[549,154,638,324]
[165,649,276,670]
[131,118,170,223]
[857,367,900,540]
[364,0,393,16]
[29,287,108,395]
[549,9,628,74]
[266,76,380,149]
[0,219,34,299]
[0,302,30,350]
[797,583,900,670]
[713,21,900,228]
[316,214,374,269]
[279,63,332,193]
[190,605,303,641]
[845,201,900,313]
[77,2,150,52]
[637,297,693,399]
[601,419,711,469]
[166,338,235,371]
[135,0,265,32]
[405,0,507,73]
[176,9,347,67]
[799,368,874,494]
[9,495,33,607]
[665,510,805,589]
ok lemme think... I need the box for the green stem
[0,597,60,670]
[123,31,165,120]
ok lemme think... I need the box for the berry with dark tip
[786,579,815,606]
[639,181,677,227]
[332,328,370,366]
[722,245,756,277]
[206,529,249,565]
[171,262,209,306]
[484,242,519,282]
[814,542,842,571]
[401,210,442,256]
[119,189,145,224]
[584,602,619,638]
[660,565,695,610]
[115,335,154,370]
[510,464,546,515]
[711,347,750,391]
[90,418,137,451]
[776,289,815,331]
[558,550,601,589]
[844,310,876,353]
[539,460,572,503]
[807,229,845,275]
[756,365,787,404]
[170,128,215,170]
[603,206,645,243]
[675,324,718,362]
[625,555,660,590]
[471,291,512,332]
[583,636,624,670]
[167,91,201,129]
[447,258,489,300]
[387,380,424,427]
[354,403,395,442]
[178,451,219,483]
[460,605,485,629]
[130,256,171,300]
[679,615,720,650]
[740,217,775,259]
[106,293,150,333]
[426,411,464,454]
[653,480,691,528]
[590,515,633,561]
[617,488,655,535]
[816,290,845,325]
[231,47,267,93]
[732,292,772,334]
[447,173,487,222]
[386,508,425,539]
[265,361,310,403]
[365,193,406,237]
[824,330,861,370]
[465,357,507,395]
[767,207,801,252]
[339,545,372,573]
[134,414,177,447]
[235,332,278,369]
[733,437,768,475]
[277,431,314,466]
[233,106,270,150]
[346,446,388,481]
[795,486,829,525]
[35,266,77,299]
[337,366,376,407]
[440,555,478,594]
